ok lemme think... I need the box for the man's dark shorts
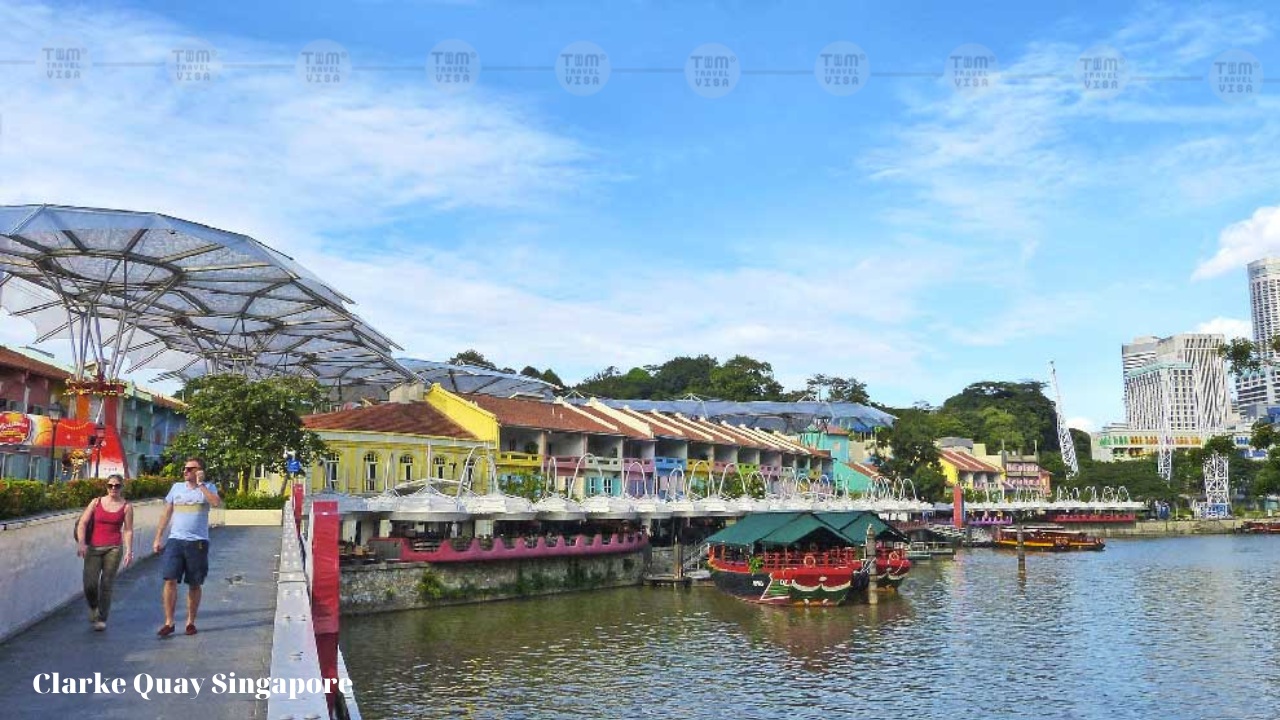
[161,539,210,586]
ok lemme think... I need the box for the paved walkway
[0,526,279,719]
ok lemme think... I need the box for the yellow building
[937,446,1004,491]
[287,398,489,494]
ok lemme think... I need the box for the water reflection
[343,536,1280,720]
[698,589,916,665]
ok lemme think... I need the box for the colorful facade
[937,446,1004,491]
[292,399,488,494]
[800,425,874,493]
[281,383,837,499]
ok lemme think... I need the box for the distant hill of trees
[446,349,1273,503]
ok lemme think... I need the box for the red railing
[367,532,648,563]
[1050,513,1136,523]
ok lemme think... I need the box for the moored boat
[993,524,1105,552]
[1240,519,1280,534]
[705,511,910,606]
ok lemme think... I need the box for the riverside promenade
[0,526,278,719]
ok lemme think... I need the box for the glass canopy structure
[0,205,415,387]
[396,358,558,398]
[568,398,896,432]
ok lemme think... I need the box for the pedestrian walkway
[0,526,279,719]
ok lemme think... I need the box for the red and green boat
[705,511,911,606]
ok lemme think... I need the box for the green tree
[977,406,1026,453]
[575,366,656,398]
[1217,336,1280,376]
[941,380,1058,451]
[1252,419,1277,451]
[166,375,330,494]
[650,355,718,398]
[872,409,943,496]
[706,355,784,401]
[448,349,497,370]
[540,368,564,387]
[795,374,870,404]
[1255,448,1280,497]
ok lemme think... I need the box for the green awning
[758,515,850,547]
[820,511,909,543]
[705,512,804,547]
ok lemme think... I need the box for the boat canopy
[705,511,907,548]
[819,511,909,543]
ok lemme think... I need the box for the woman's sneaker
[93,621,106,631]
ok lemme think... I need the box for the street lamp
[46,404,62,483]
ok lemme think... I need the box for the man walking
[153,457,221,637]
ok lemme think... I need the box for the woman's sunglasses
[107,483,123,489]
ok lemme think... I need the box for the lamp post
[46,404,62,482]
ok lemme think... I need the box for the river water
[341,535,1280,720]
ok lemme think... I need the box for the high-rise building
[1249,258,1280,359]
[1234,258,1280,414]
[1123,334,1231,432]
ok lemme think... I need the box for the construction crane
[1049,361,1079,482]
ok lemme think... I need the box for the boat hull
[710,565,868,606]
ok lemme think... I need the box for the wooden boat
[993,524,1105,552]
[705,511,910,606]
[1240,519,1280,534]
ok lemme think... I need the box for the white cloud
[1192,205,1280,279]
[1066,416,1096,433]
[866,6,1279,251]
[0,0,940,400]
[1195,316,1251,339]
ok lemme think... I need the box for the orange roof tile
[570,404,651,440]
[845,461,883,479]
[461,394,621,435]
[0,345,72,380]
[938,448,1002,474]
[304,401,476,439]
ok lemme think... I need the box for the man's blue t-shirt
[165,482,218,541]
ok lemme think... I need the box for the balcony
[736,462,760,477]
[622,457,655,474]
[591,456,623,472]
[549,455,582,471]
[497,452,543,469]
[653,457,685,474]
[759,465,781,479]
[712,460,737,474]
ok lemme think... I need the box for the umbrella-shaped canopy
[0,205,414,387]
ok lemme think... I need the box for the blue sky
[1,0,1279,431]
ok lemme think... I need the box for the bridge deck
[0,526,279,719]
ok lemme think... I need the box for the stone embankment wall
[1092,519,1244,537]
[341,551,648,614]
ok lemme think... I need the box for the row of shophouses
[0,341,1050,496]
[275,382,1051,499]
[0,345,186,480]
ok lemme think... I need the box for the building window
[135,425,145,443]
[364,452,379,492]
[400,453,414,482]
[434,455,445,479]
[322,454,339,490]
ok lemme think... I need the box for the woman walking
[76,474,134,631]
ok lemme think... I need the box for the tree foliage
[871,408,943,497]
[940,380,1058,452]
[166,375,330,493]
[448,349,497,370]
[1217,336,1280,376]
